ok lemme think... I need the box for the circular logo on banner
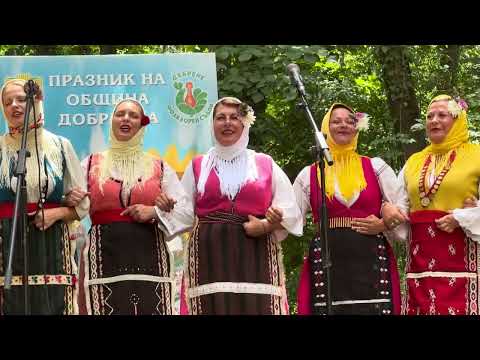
[174,81,208,115]
[168,72,213,125]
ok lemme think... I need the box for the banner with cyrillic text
[0,53,217,172]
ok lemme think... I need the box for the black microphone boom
[3,78,38,314]
[286,63,306,96]
[285,64,334,315]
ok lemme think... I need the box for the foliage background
[3,45,479,313]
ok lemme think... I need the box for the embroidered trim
[187,219,201,314]
[268,235,282,314]
[477,242,480,313]
[82,227,93,315]
[62,223,75,315]
[470,240,480,314]
[103,284,114,315]
[90,225,101,314]
[157,227,173,314]
[154,282,162,315]
[188,282,283,298]
[406,271,477,279]
[328,217,353,228]
[87,274,173,286]
[274,236,288,315]
[314,298,391,306]
[0,274,74,286]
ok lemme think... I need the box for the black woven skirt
[309,228,394,315]
[81,221,173,315]
[186,212,285,315]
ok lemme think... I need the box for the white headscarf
[0,79,63,196]
[197,97,257,200]
[0,78,44,133]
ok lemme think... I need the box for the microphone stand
[296,90,334,315]
[3,80,36,315]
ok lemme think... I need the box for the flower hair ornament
[447,97,468,118]
[353,112,370,131]
[141,114,150,126]
[238,102,256,127]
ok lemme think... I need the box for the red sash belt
[90,209,134,225]
[410,210,465,238]
[410,210,449,224]
[0,202,61,219]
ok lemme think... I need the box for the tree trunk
[375,45,425,159]
[439,45,461,95]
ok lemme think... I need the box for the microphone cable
[32,92,53,314]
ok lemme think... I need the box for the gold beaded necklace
[418,150,456,207]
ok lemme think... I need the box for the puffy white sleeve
[293,165,312,226]
[154,161,196,239]
[395,166,411,215]
[452,182,480,243]
[80,156,90,188]
[371,158,400,204]
[381,165,411,243]
[371,157,408,242]
[270,161,303,242]
[61,137,90,220]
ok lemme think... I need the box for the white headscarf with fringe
[0,78,64,199]
[96,98,154,195]
[197,97,257,200]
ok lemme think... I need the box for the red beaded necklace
[418,150,456,207]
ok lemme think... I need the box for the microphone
[286,63,306,96]
[23,79,41,97]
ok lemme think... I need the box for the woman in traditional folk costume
[295,103,402,315]
[155,97,303,315]
[383,95,480,315]
[0,78,89,314]
[77,98,186,315]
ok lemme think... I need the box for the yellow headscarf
[404,94,480,211]
[427,94,469,154]
[318,103,367,201]
[405,94,473,178]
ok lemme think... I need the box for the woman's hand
[29,208,65,231]
[120,205,156,223]
[463,197,478,209]
[434,197,476,233]
[381,202,408,230]
[64,187,89,207]
[351,215,386,235]
[266,206,283,224]
[243,215,270,238]
[435,213,459,233]
[155,193,177,213]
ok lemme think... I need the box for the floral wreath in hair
[352,112,370,131]
[447,97,468,118]
[238,102,256,127]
